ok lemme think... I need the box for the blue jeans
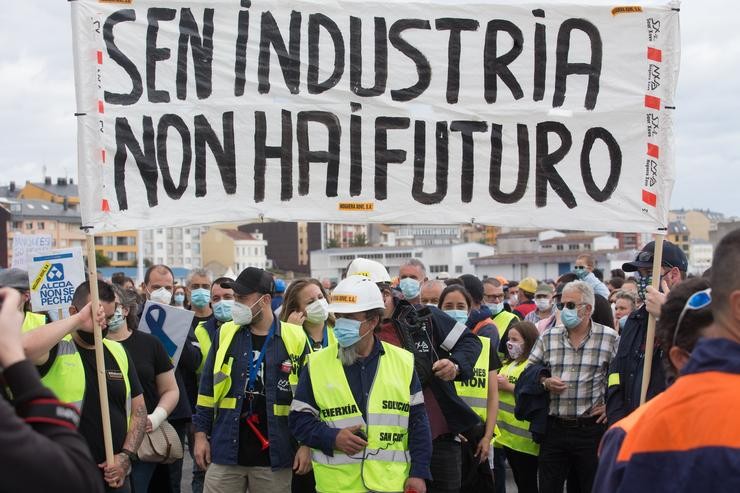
[188,423,205,493]
[131,461,157,493]
[168,419,189,493]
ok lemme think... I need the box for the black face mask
[77,328,109,346]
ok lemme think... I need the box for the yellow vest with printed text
[310,342,414,493]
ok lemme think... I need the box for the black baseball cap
[224,267,274,295]
[622,240,688,273]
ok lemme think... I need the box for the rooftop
[7,199,81,223]
[218,229,261,241]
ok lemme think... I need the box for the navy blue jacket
[289,337,432,480]
[192,317,309,468]
[514,363,551,444]
[606,305,666,426]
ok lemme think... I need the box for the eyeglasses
[634,251,675,269]
[556,301,586,310]
[672,288,711,347]
[573,266,586,271]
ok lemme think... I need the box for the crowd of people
[1,231,740,493]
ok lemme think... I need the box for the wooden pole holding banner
[84,234,115,466]
[639,233,665,405]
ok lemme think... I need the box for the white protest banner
[71,0,679,233]
[138,300,194,367]
[27,248,85,312]
[12,234,54,270]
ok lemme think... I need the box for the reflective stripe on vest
[22,312,47,333]
[310,342,413,493]
[194,321,212,375]
[494,360,539,456]
[455,336,490,421]
[199,321,305,413]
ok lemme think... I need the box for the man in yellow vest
[0,268,49,332]
[289,275,432,493]
[22,280,147,492]
[193,267,310,493]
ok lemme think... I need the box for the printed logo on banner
[647,18,661,41]
[46,264,65,282]
[647,64,661,91]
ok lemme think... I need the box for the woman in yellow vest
[281,279,336,352]
[439,284,501,491]
[495,321,541,493]
[279,278,336,493]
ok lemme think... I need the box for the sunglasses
[672,288,711,347]
[556,301,586,310]
[634,251,675,269]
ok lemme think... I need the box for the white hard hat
[345,257,391,283]
[328,275,385,313]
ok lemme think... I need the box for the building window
[12,221,21,230]
[156,242,163,250]
[455,265,463,273]
[467,252,479,258]
[37,222,45,230]
[26,222,33,230]
[556,245,564,251]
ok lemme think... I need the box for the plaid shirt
[528,322,618,417]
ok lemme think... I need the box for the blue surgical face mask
[561,307,582,330]
[174,294,185,306]
[399,278,421,300]
[334,318,368,348]
[444,309,469,325]
[619,315,628,331]
[485,302,504,315]
[213,300,234,322]
[190,288,211,309]
[574,267,589,280]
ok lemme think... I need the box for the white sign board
[12,234,54,270]
[138,301,195,367]
[28,248,86,312]
[72,0,679,233]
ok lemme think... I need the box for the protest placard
[71,0,679,234]
[11,234,53,270]
[138,300,195,367]
[27,247,85,312]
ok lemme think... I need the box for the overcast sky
[1,1,737,219]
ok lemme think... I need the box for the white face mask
[149,287,172,305]
[535,298,552,311]
[232,296,264,326]
[305,298,329,324]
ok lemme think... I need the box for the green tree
[352,234,368,247]
[95,250,111,267]
[326,238,340,248]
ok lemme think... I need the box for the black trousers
[504,446,539,493]
[538,417,606,493]
[427,436,462,493]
